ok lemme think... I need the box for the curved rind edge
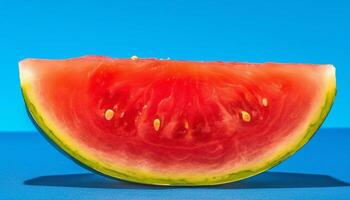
[20,69,336,186]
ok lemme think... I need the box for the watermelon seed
[241,111,251,122]
[262,98,268,107]
[104,109,114,121]
[153,118,161,132]
[131,55,139,60]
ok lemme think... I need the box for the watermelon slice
[19,56,336,186]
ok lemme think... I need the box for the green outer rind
[21,78,336,186]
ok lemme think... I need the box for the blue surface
[1,128,349,200]
[0,0,349,131]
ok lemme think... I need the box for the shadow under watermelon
[24,171,349,189]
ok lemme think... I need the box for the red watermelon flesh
[19,56,336,185]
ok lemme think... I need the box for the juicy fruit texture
[19,56,336,185]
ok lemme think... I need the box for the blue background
[0,0,349,131]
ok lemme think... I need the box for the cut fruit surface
[19,56,336,185]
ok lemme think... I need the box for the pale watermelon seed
[153,118,161,131]
[241,111,251,122]
[104,109,114,121]
[131,55,139,60]
[262,98,268,107]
